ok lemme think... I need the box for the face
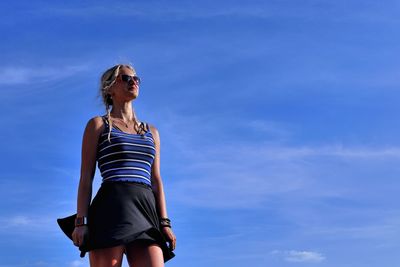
[109,66,140,102]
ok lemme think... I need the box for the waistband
[101,180,153,190]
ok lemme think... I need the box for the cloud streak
[276,250,326,263]
[151,112,400,211]
[0,215,58,233]
[170,139,400,208]
[0,65,89,85]
[22,1,400,25]
[68,260,88,267]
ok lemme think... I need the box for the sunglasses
[120,74,141,85]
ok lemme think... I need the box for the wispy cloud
[272,250,326,263]
[68,260,88,267]
[0,212,72,241]
[9,215,31,226]
[25,4,276,21]
[306,214,400,241]
[153,112,400,209]
[0,261,50,267]
[248,120,293,139]
[24,2,400,25]
[0,215,56,231]
[0,65,89,85]
[249,144,400,160]
[170,141,400,208]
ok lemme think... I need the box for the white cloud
[0,261,50,267]
[271,250,325,263]
[0,65,88,85]
[157,112,400,209]
[0,215,35,228]
[169,141,400,208]
[285,250,325,263]
[68,260,88,267]
[306,215,400,241]
[0,215,59,235]
[232,144,400,160]
[9,215,31,226]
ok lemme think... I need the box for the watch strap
[75,216,88,227]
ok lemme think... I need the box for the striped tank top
[96,116,155,186]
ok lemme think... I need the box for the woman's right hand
[72,226,88,247]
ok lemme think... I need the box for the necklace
[110,116,143,134]
[112,117,134,128]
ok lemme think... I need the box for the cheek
[110,85,122,95]
[108,86,116,95]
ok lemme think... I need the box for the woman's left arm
[150,125,176,251]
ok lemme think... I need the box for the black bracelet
[160,217,172,228]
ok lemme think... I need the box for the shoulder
[147,123,160,142]
[84,116,106,135]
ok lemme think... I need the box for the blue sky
[1,0,400,266]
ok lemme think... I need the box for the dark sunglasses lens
[121,75,140,84]
[133,76,141,84]
[121,75,130,82]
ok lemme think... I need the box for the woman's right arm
[72,116,104,247]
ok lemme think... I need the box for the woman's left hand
[162,227,176,251]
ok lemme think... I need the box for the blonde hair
[99,64,142,142]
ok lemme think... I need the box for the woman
[71,64,176,266]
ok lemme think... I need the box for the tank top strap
[145,122,151,133]
[101,115,111,128]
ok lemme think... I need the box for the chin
[127,90,138,99]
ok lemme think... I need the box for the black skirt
[57,182,175,262]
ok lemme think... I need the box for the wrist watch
[75,216,88,227]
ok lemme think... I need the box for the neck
[110,102,136,121]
